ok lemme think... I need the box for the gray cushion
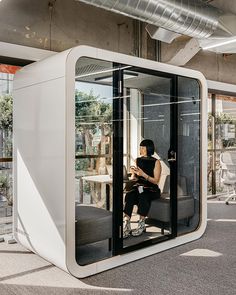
[152,175,194,223]
[75,205,112,246]
[147,196,194,222]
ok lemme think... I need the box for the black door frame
[112,63,124,255]
[112,65,178,255]
[169,75,178,238]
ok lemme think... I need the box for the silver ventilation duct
[78,0,234,39]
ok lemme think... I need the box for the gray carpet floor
[83,202,236,295]
[0,202,236,295]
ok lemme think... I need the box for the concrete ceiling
[196,0,236,54]
[162,0,236,58]
[211,0,236,15]
[163,0,236,65]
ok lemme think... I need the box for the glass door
[113,67,178,254]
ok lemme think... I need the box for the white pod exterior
[13,46,207,278]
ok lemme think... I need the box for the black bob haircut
[140,139,155,156]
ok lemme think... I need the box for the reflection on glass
[177,77,200,235]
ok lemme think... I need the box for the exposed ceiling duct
[78,0,235,40]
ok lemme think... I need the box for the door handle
[168,158,176,162]
[168,151,176,162]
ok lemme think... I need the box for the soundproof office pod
[13,46,207,278]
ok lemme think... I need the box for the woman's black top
[136,156,159,191]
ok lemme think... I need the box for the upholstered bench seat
[146,175,195,233]
[75,205,112,246]
[147,196,195,223]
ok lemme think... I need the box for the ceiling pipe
[78,0,234,39]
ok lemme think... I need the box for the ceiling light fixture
[202,38,236,50]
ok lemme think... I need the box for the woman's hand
[130,166,137,174]
[135,167,145,177]
[130,165,145,178]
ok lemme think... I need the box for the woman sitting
[123,139,161,238]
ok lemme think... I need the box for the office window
[208,93,236,196]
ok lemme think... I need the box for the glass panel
[75,57,113,265]
[207,95,213,195]
[0,64,19,236]
[208,93,236,197]
[215,94,236,196]
[123,68,172,247]
[215,95,236,150]
[177,77,200,235]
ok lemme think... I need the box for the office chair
[220,151,236,205]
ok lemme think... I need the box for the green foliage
[208,113,236,149]
[208,113,236,125]
[75,159,90,171]
[3,136,12,157]
[0,94,13,131]
[75,90,112,132]
[0,174,9,190]
[75,89,112,161]
[0,173,12,205]
[215,113,235,124]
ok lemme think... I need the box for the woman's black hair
[140,139,155,156]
